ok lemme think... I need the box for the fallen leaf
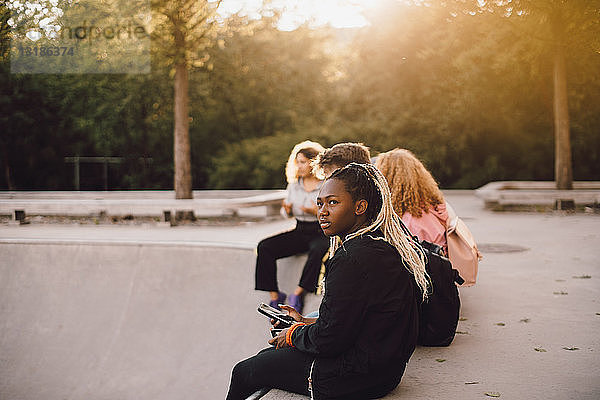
[519,318,530,323]
[459,317,468,321]
[485,392,501,397]
[534,347,547,352]
[572,275,591,279]
[465,381,480,385]
[456,331,469,335]
[495,322,506,326]
[553,291,568,295]
[435,358,446,363]
[562,346,579,351]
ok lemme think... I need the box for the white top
[285,177,323,222]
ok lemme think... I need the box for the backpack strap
[445,201,459,232]
[453,269,465,285]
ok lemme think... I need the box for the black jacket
[291,232,419,395]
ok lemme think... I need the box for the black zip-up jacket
[291,232,419,393]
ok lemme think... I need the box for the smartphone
[270,328,284,338]
[257,303,295,328]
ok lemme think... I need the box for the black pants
[226,347,312,400]
[226,347,406,400]
[255,220,329,293]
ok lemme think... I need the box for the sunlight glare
[219,0,384,30]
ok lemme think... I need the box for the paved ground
[1,191,599,400]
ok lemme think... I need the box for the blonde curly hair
[285,140,325,184]
[375,149,444,218]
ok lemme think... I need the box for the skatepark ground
[1,191,599,400]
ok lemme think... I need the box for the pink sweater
[401,203,448,254]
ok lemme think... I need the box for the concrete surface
[475,181,600,210]
[0,216,319,400]
[1,192,599,400]
[0,190,286,218]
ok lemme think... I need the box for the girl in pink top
[376,149,449,255]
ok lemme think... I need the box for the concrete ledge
[0,237,258,250]
[261,389,309,399]
[0,190,286,218]
[475,181,600,210]
[0,190,282,200]
[247,388,270,400]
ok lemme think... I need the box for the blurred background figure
[376,148,449,255]
[254,140,329,313]
[313,142,371,178]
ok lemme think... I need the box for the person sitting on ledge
[254,140,329,313]
[227,163,428,400]
[313,142,372,179]
[303,141,373,319]
[375,148,449,254]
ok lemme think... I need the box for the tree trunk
[173,61,193,199]
[551,11,573,190]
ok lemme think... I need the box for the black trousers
[226,347,312,400]
[226,347,406,400]
[255,220,329,293]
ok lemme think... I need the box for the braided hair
[328,163,430,299]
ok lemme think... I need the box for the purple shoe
[269,292,287,310]
[287,294,304,314]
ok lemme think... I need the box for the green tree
[442,0,600,188]
[151,0,221,198]
[338,0,598,188]
[199,16,337,188]
[209,132,305,189]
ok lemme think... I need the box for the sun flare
[218,0,384,30]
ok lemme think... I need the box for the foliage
[191,16,336,188]
[1,1,599,190]
[209,132,309,189]
[151,0,220,67]
[332,1,599,188]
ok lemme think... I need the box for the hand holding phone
[257,303,296,328]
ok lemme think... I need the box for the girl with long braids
[227,163,428,400]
